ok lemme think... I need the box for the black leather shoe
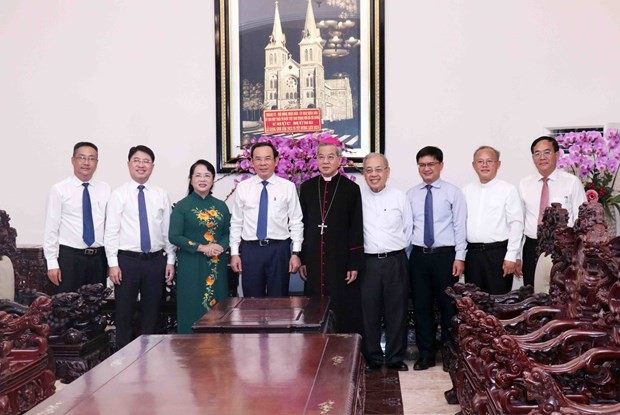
[386,361,408,371]
[365,361,383,372]
[413,357,436,371]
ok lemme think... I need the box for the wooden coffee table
[192,296,332,334]
[30,333,365,415]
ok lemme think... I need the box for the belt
[242,239,289,247]
[118,249,164,259]
[365,249,404,259]
[411,245,455,254]
[59,245,104,256]
[467,240,508,251]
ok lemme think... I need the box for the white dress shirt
[463,178,524,262]
[229,174,304,255]
[361,185,412,253]
[519,168,586,239]
[43,176,111,270]
[104,180,176,267]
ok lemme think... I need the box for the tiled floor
[364,353,458,415]
[365,367,404,414]
[399,361,456,415]
[360,308,460,414]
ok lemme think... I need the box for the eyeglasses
[317,155,339,162]
[193,173,213,179]
[74,155,98,163]
[475,159,497,166]
[364,167,387,174]
[252,157,274,163]
[417,162,440,169]
[532,149,554,159]
[131,158,152,165]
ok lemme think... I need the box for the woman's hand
[197,243,224,257]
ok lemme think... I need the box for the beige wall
[1,0,620,244]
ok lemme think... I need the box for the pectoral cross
[318,222,328,235]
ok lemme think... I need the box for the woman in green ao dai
[169,159,230,333]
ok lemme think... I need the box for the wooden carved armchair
[0,296,55,414]
[454,296,620,414]
[18,283,112,383]
[446,202,620,410]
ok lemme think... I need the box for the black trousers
[522,237,538,288]
[409,249,456,359]
[359,251,409,365]
[57,245,107,293]
[240,240,291,297]
[464,242,513,295]
[114,251,166,350]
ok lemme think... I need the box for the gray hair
[473,145,500,160]
[363,152,389,168]
[317,142,342,157]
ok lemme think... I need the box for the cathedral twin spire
[270,0,321,45]
[269,1,286,47]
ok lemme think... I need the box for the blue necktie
[256,180,269,240]
[82,183,95,247]
[138,185,151,253]
[424,184,434,248]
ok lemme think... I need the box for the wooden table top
[192,296,331,333]
[30,333,363,415]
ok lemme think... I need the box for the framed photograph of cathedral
[215,0,385,172]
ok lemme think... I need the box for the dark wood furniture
[192,296,332,334]
[13,245,53,296]
[30,333,365,415]
[17,284,113,384]
[446,201,620,414]
[0,296,56,415]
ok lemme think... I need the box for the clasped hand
[198,243,224,257]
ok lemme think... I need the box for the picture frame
[215,0,385,172]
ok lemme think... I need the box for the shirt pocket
[153,205,165,222]
[271,197,289,215]
[93,200,107,217]
[380,207,403,230]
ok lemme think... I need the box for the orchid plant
[557,129,620,216]
[233,132,354,187]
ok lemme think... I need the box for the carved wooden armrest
[0,296,51,356]
[511,319,590,342]
[537,346,620,375]
[489,294,552,320]
[525,366,620,415]
[518,329,607,351]
[500,305,561,329]
[447,284,546,320]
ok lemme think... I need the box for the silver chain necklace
[317,174,341,235]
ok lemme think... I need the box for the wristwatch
[291,251,301,256]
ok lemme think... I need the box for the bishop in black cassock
[299,140,365,334]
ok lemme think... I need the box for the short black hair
[530,136,559,154]
[416,146,443,163]
[73,142,98,155]
[128,145,155,162]
[250,142,279,159]
[187,159,216,195]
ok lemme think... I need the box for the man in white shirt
[229,142,303,297]
[105,145,176,349]
[44,142,110,293]
[463,146,523,294]
[360,153,412,372]
[518,136,586,287]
